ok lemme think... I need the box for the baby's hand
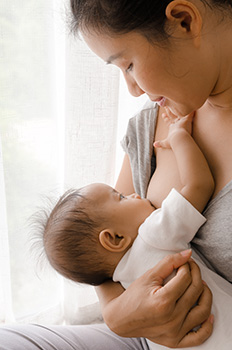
[154,108,195,149]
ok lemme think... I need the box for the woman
[1,0,232,348]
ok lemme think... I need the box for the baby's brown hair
[43,188,114,286]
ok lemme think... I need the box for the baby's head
[43,183,154,285]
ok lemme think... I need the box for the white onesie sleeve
[139,188,206,251]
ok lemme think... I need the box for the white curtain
[0,0,147,325]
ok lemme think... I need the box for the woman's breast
[150,103,232,282]
[193,104,232,198]
[146,149,182,208]
[189,103,232,281]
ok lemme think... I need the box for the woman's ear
[165,0,202,45]
[99,229,132,253]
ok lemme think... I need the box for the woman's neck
[207,17,232,109]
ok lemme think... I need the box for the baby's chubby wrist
[154,115,193,150]
[169,128,191,147]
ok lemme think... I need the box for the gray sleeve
[193,181,232,282]
[121,101,158,198]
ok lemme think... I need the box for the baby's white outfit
[113,189,232,350]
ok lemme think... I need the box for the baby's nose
[128,193,141,199]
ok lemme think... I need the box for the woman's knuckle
[198,306,211,321]
[180,265,192,283]
[204,325,213,338]
[163,254,173,265]
[191,275,203,295]
[194,327,213,346]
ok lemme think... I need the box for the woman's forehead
[82,30,150,62]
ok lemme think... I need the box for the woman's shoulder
[121,100,158,199]
[128,100,158,129]
[122,100,158,151]
[123,101,158,148]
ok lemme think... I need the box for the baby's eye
[126,63,133,73]
[119,193,126,200]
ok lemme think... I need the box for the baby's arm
[154,109,214,212]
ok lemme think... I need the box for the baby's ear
[99,229,131,253]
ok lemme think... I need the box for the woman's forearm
[115,154,135,195]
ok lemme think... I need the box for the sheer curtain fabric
[0,0,147,325]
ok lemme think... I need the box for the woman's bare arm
[115,154,135,195]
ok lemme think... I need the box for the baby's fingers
[154,139,170,149]
[161,112,172,125]
[161,107,179,123]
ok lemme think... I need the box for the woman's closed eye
[125,63,133,73]
[119,193,126,200]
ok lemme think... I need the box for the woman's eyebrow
[106,51,125,65]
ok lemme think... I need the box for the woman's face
[82,30,216,116]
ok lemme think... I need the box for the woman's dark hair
[70,0,173,41]
[70,0,232,42]
[43,189,113,286]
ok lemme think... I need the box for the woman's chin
[168,105,195,117]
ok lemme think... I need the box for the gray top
[121,100,232,282]
[121,100,158,199]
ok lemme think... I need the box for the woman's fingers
[160,262,192,301]
[148,250,192,284]
[181,282,213,334]
[108,252,213,348]
[178,315,214,348]
[123,251,193,327]
[177,259,207,310]
[172,259,213,343]
[145,259,213,348]
[149,256,212,327]
[146,314,213,349]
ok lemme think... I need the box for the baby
[43,112,213,286]
[42,112,232,349]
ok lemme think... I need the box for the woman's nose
[124,75,144,97]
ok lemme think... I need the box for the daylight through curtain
[0,0,147,324]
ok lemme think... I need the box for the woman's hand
[99,250,213,348]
